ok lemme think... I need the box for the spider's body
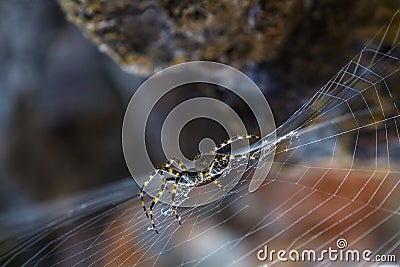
[165,168,206,186]
[139,135,259,233]
[164,156,230,184]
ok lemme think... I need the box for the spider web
[1,10,400,267]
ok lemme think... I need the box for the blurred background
[0,0,399,266]
[0,0,397,209]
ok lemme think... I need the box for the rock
[58,0,307,76]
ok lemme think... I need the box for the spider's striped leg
[160,158,187,172]
[140,159,173,217]
[210,135,260,155]
[140,169,162,218]
[170,179,182,225]
[140,158,185,217]
[169,158,187,171]
[198,155,228,191]
[148,178,167,234]
[159,167,181,180]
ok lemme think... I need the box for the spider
[139,134,260,233]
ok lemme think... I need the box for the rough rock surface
[58,0,306,75]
